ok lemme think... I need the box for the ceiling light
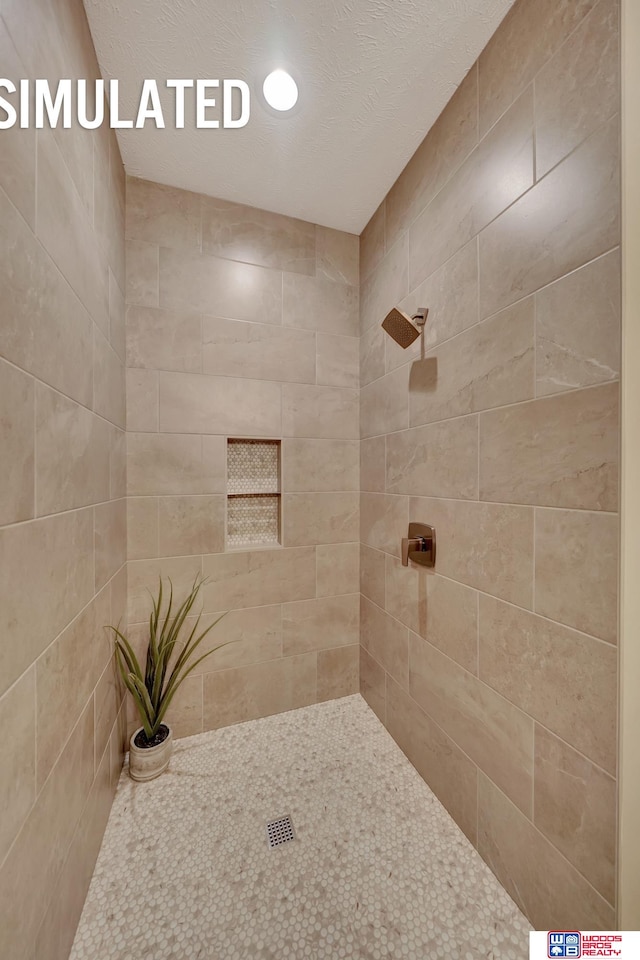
[262,70,298,112]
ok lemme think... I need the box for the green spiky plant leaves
[110,576,229,744]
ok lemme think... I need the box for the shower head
[381,307,429,348]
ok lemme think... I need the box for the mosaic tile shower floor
[70,695,531,960]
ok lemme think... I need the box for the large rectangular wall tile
[535,508,618,643]
[0,667,36,866]
[478,773,615,930]
[409,87,534,288]
[35,385,110,516]
[108,270,126,362]
[478,0,598,136]
[316,542,360,598]
[479,594,617,773]
[360,234,408,334]
[386,416,478,498]
[0,509,94,697]
[36,133,108,331]
[534,0,619,179]
[360,493,408,558]
[360,437,386,493]
[386,677,478,844]
[360,321,386,386]
[93,327,126,428]
[360,365,409,438]
[0,24,36,228]
[536,250,620,397]
[424,575,478,674]
[360,596,409,689]
[360,544,386,608]
[385,553,427,636]
[163,675,203,739]
[283,273,358,336]
[36,587,111,790]
[409,297,534,426]
[202,196,315,275]
[127,433,225,495]
[410,497,534,608]
[125,240,158,307]
[479,116,620,319]
[283,595,359,655]
[94,498,126,591]
[385,66,479,249]
[360,646,386,723]
[0,187,93,406]
[127,556,203,624]
[109,425,126,501]
[359,201,385,282]
[94,659,120,766]
[317,333,359,388]
[534,725,616,904]
[126,369,158,432]
[0,702,95,960]
[479,382,619,510]
[317,645,359,701]
[315,226,359,286]
[159,247,282,323]
[202,547,316,611]
[202,316,315,383]
[203,653,317,729]
[283,492,359,546]
[409,632,533,815]
[126,305,202,373]
[283,439,359,492]
[126,177,201,252]
[193,605,283,672]
[0,358,34,525]
[282,384,359,439]
[159,372,282,436]
[157,495,225,557]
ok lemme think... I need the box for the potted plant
[110,576,228,782]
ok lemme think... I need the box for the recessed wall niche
[226,439,281,548]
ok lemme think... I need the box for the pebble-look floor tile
[70,695,531,959]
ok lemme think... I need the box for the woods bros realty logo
[529,932,639,958]
[0,78,251,129]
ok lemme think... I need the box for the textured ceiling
[82,0,515,233]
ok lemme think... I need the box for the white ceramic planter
[129,725,173,782]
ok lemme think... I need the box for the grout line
[360,376,620,441]
[532,78,538,184]
[531,723,536,823]
[360,488,618,519]
[532,507,537,612]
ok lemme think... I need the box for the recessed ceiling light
[262,70,298,112]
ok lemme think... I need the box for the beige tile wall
[125,177,360,736]
[0,0,127,957]
[359,0,620,930]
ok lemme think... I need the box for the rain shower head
[381,307,429,348]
